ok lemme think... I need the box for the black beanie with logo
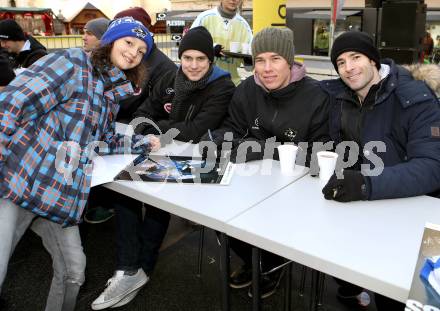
[330,31,381,72]
[0,19,26,41]
[178,26,214,62]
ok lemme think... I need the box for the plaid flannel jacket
[0,48,150,226]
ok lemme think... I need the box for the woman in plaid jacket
[0,17,160,311]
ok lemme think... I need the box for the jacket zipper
[185,104,195,121]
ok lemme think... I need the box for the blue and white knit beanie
[101,17,154,58]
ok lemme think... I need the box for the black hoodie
[10,35,47,69]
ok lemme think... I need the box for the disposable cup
[241,43,250,54]
[317,151,339,182]
[229,41,240,53]
[277,144,298,176]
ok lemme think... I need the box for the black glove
[322,170,369,202]
[214,44,223,57]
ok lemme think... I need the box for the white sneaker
[91,269,149,310]
[111,289,141,308]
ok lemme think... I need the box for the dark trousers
[114,194,170,275]
[335,279,405,310]
[229,237,284,272]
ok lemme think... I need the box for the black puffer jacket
[213,62,330,164]
[10,35,47,69]
[134,65,235,143]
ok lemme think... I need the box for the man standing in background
[83,17,110,53]
[0,19,46,70]
[191,0,252,85]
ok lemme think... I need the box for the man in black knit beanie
[321,30,440,310]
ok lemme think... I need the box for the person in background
[114,6,178,122]
[191,0,253,85]
[84,7,177,224]
[91,26,235,310]
[0,17,160,311]
[321,30,440,310]
[0,19,47,70]
[83,17,110,53]
[422,31,434,63]
[210,27,329,299]
[314,25,329,56]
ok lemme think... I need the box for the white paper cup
[317,151,338,182]
[229,41,240,53]
[277,145,298,176]
[241,43,250,54]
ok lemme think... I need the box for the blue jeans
[0,198,86,311]
[114,194,170,274]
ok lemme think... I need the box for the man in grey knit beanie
[252,27,295,67]
[208,26,330,299]
[83,17,110,52]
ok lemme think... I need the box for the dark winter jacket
[116,44,177,123]
[10,35,47,69]
[213,62,330,164]
[320,59,440,200]
[134,65,235,143]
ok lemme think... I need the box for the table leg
[252,246,261,311]
[219,233,230,311]
[284,261,292,311]
[310,269,318,311]
[316,272,326,311]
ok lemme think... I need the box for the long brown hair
[90,43,147,87]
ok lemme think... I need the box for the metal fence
[35,34,180,62]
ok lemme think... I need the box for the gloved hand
[322,170,369,202]
[214,44,223,57]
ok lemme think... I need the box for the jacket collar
[101,66,134,102]
[323,59,397,105]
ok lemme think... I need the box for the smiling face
[336,51,381,101]
[181,49,210,81]
[110,36,147,70]
[254,52,291,91]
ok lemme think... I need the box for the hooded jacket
[213,62,330,164]
[0,48,152,226]
[134,65,235,143]
[321,59,440,200]
[10,35,47,69]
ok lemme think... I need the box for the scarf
[170,66,214,121]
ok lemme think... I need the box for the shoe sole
[247,270,285,299]
[84,214,114,224]
[229,280,252,289]
[91,278,148,310]
[111,288,140,308]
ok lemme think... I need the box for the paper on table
[91,154,138,187]
[90,141,201,187]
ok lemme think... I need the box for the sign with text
[253,0,286,33]
[156,12,167,21]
